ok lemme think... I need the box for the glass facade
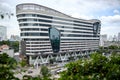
[93,22,100,36]
[17,3,101,56]
[49,27,60,53]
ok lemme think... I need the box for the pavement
[14,67,41,79]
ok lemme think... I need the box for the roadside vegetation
[0,45,120,80]
[0,53,19,80]
[59,53,120,80]
[59,45,120,80]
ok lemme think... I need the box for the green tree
[40,66,51,77]
[0,40,10,46]
[0,40,19,52]
[22,75,52,80]
[108,45,118,49]
[32,76,42,80]
[10,41,19,52]
[0,53,19,80]
[7,57,17,68]
[49,58,56,64]
[59,53,120,80]
[20,59,27,67]
[68,56,75,61]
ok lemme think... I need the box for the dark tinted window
[21,33,48,36]
[49,27,60,53]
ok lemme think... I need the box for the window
[74,20,92,25]
[17,14,53,19]
[49,27,60,53]
[21,28,39,31]
[21,33,48,36]
[93,22,100,36]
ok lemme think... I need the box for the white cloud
[113,9,120,14]
[0,2,12,13]
[51,0,120,15]
[100,14,120,36]
[101,25,120,36]
[100,15,120,25]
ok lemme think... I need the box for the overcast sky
[0,0,120,38]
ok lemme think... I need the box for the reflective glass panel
[49,27,60,53]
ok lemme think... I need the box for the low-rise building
[0,45,14,57]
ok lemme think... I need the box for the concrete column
[46,55,50,63]
[29,56,32,65]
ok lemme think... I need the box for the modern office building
[0,25,7,41]
[16,3,101,65]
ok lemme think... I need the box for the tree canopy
[0,40,19,52]
[0,53,18,80]
[59,53,120,80]
[40,66,51,78]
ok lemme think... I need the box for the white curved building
[16,3,101,65]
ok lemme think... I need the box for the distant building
[0,45,14,57]
[104,41,120,47]
[113,35,117,41]
[118,32,120,41]
[9,35,21,41]
[100,34,107,46]
[0,25,7,41]
[108,35,113,41]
